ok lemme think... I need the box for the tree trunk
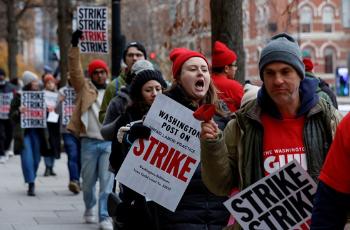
[210,0,245,84]
[57,0,72,87]
[6,0,18,80]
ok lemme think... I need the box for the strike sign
[116,94,201,212]
[77,6,108,53]
[224,161,316,230]
[21,91,46,128]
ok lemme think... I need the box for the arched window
[322,6,334,32]
[300,6,313,33]
[324,47,335,73]
[302,47,315,60]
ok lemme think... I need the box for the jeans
[21,129,41,183]
[44,156,55,168]
[81,137,113,222]
[63,133,81,181]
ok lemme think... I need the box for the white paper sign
[44,90,59,109]
[61,87,76,125]
[47,111,59,123]
[21,91,46,128]
[224,161,316,230]
[77,6,108,53]
[116,94,201,212]
[0,92,13,119]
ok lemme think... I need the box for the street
[0,154,98,230]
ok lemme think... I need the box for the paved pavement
[0,154,100,230]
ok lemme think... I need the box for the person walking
[99,41,147,123]
[9,71,50,196]
[0,68,16,163]
[43,74,60,176]
[148,47,230,230]
[199,33,342,229]
[211,41,243,112]
[67,30,114,230]
[311,112,350,229]
[59,79,81,194]
[107,69,167,229]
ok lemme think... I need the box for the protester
[59,78,81,194]
[99,41,147,123]
[67,30,113,230]
[9,71,50,196]
[0,68,16,163]
[211,41,243,112]
[107,69,167,229]
[199,33,342,229]
[100,59,155,141]
[303,57,338,108]
[311,112,350,229]
[43,74,60,176]
[144,47,230,229]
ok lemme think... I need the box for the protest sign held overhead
[77,6,108,53]
[61,87,76,126]
[21,91,46,128]
[0,92,13,119]
[116,94,201,212]
[224,161,316,230]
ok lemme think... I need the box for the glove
[117,126,130,143]
[71,30,83,47]
[125,123,151,144]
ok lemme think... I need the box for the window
[300,6,313,33]
[324,47,335,73]
[302,47,315,60]
[322,6,334,32]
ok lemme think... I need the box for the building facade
[121,0,350,89]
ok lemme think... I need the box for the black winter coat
[151,85,230,230]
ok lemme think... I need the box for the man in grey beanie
[198,32,343,229]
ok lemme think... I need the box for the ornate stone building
[121,0,350,88]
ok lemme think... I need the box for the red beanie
[169,48,209,78]
[303,58,314,72]
[212,41,237,68]
[88,59,109,77]
[43,74,56,84]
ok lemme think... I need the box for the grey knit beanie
[22,71,38,87]
[259,33,305,80]
[131,60,154,75]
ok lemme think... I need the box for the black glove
[125,123,151,144]
[71,30,83,47]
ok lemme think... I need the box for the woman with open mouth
[149,47,231,230]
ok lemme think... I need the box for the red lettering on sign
[133,136,197,182]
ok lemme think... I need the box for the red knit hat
[43,74,56,84]
[212,41,237,68]
[303,58,314,72]
[169,48,209,79]
[88,59,109,77]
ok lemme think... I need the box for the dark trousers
[0,119,13,156]
[311,181,350,229]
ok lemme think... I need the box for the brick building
[121,0,350,89]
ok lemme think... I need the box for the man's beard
[92,80,106,89]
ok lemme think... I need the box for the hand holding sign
[126,123,151,144]
[71,30,83,47]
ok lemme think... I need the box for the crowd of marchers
[0,29,348,230]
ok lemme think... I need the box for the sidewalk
[0,154,98,230]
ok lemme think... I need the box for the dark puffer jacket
[152,85,230,230]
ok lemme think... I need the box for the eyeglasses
[93,70,106,75]
[228,63,238,68]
